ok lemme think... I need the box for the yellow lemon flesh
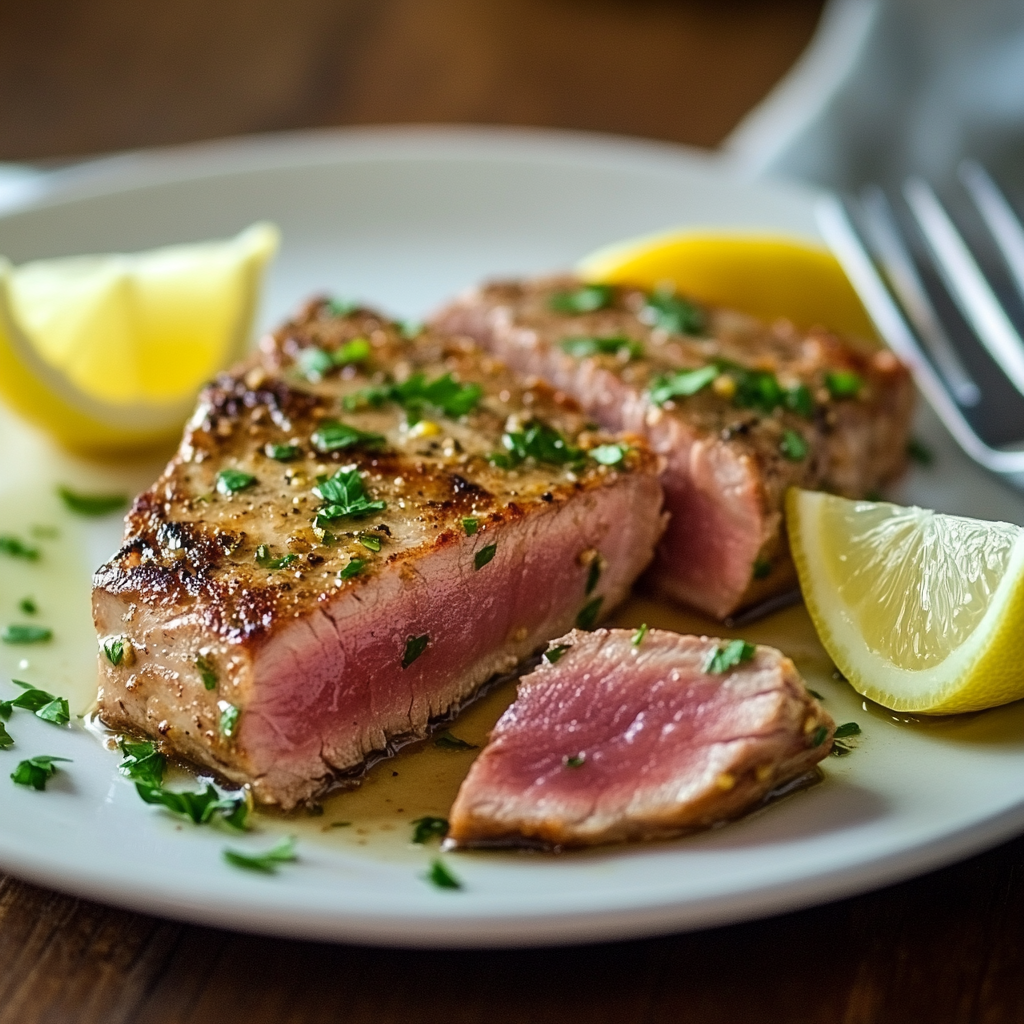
[787,488,1024,714]
[0,222,279,456]
[579,230,877,340]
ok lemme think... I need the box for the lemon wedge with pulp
[787,488,1024,714]
[0,222,279,456]
[579,230,877,340]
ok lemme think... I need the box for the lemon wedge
[0,222,279,456]
[787,488,1024,714]
[579,231,877,340]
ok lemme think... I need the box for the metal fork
[816,162,1024,486]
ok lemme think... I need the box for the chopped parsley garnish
[344,372,482,424]
[118,738,166,788]
[780,428,809,461]
[0,536,39,560]
[544,644,570,665]
[825,370,863,398]
[219,701,240,739]
[264,442,302,462]
[785,383,814,417]
[907,438,934,466]
[703,639,756,674]
[18,598,37,615]
[642,289,705,336]
[103,636,125,666]
[810,725,829,748]
[310,419,386,454]
[563,753,586,769]
[335,337,371,364]
[223,836,297,874]
[434,730,477,751]
[402,634,429,669]
[807,689,824,700]
[831,721,862,757]
[648,365,719,406]
[195,655,218,690]
[1,681,68,725]
[2,624,52,644]
[136,781,248,829]
[255,544,298,569]
[0,722,12,749]
[425,859,462,890]
[585,555,603,595]
[358,533,382,552]
[57,486,128,516]
[549,283,614,314]
[576,596,603,630]
[313,468,387,525]
[474,543,497,570]
[631,623,648,647]
[753,558,772,580]
[11,755,71,791]
[327,297,358,317]
[589,443,627,466]
[340,558,366,580]
[560,336,642,360]
[461,517,479,536]
[489,421,583,469]
[216,469,257,495]
[411,816,450,844]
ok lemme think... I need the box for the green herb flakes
[402,634,429,669]
[297,347,333,381]
[461,517,480,536]
[780,428,809,461]
[0,536,39,560]
[825,370,863,399]
[907,438,934,466]
[807,689,824,700]
[340,558,366,580]
[313,468,387,524]
[255,544,298,569]
[311,419,385,454]
[810,725,829,748]
[57,486,128,516]
[195,655,218,690]
[549,283,614,314]
[563,753,586,769]
[359,533,382,553]
[490,421,583,469]
[327,297,358,317]
[425,858,462,890]
[224,836,297,874]
[648,365,718,406]
[216,469,257,495]
[118,738,166,788]
[345,372,482,423]
[785,383,815,418]
[335,337,371,364]
[642,290,705,335]
[576,596,603,630]
[11,755,71,791]
[103,636,125,666]
[0,722,12,748]
[831,721,862,757]
[18,598,37,615]
[219,701,240,739]
[752,559,772,580]
[136,781,249,829]
[1,682,68,725]
[544,644,570,665]
[434,730,477,752]
[631,623,648,647]
[589,443,627,466]
[264,442,302,461]
[560,336,642,360]
[2,624,52,644]
[411,816,450,844]
[474,543,497,570]
[703,639,756,674]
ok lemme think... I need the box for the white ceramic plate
[1,127,1023,948]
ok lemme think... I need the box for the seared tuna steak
[434,278,914,618]
[94,301,665,809]
[446,628,835,848]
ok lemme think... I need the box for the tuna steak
[94,300,666,809]
[433,277,914,618]
[446,627,836,848]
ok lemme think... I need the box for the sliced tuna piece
[445,628,836,848]
[433,277,914,619]
[94,301,665,809]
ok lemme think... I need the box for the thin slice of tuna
[445,628,836,848]
[433,277,914,619]
[94,301,666,809]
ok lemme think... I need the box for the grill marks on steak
[433,277,914,618]
[445,628,835,849]
[94,301,666,809]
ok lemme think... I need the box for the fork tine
[815,194,1024,476]
[903,177,1024,397]
[958,160,1024,305]
[860,185,981,407]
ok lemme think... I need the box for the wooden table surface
[2,3,1023,1022]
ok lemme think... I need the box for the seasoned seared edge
[445,628,836,849]
[433,277,914,619]
[94,301,666,809]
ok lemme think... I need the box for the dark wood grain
[5,2,1024,1021]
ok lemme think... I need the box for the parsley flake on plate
[57,486,128,516]
[642,289,705,335]
[1,681,69,726]
[118,738,166,788]
[434,730,477,752]
[703,639,756,674]
[2,624,52,644]
[216,469,257,495]
[0,721,13,749]
[219,701,241,739]
[255,544,298,569]
[544,644,570,665]
[831,721,862,756]
[825,370,863,399]
[411,816,450,844]
[223,836,297,874]
[648,365,718,406]
[548,283,614,314]
[560,336,642,360]
[402,634,429,669]
[474,543,497,570]
[424,858,462,890]
[489,421,583,469]
[576,596,603,630]
[340,558,366,580]
[358,533,382,552]
[264,442,302,462]
[461,517,480,536]
[631,623,649,647]
[136,781,249,830]
[11,755,71,791]
[907,437,934,466]
[589,443,627,466]
[311,420,386,454]
[563,753,586,769]
[18,597,37,615]
[0,536,40,560]
[313,468,387,525]
[195,655,218,690]
[780,428,809,461]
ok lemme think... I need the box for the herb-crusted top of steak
[94,299,665,807]
[433,277,914,618]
